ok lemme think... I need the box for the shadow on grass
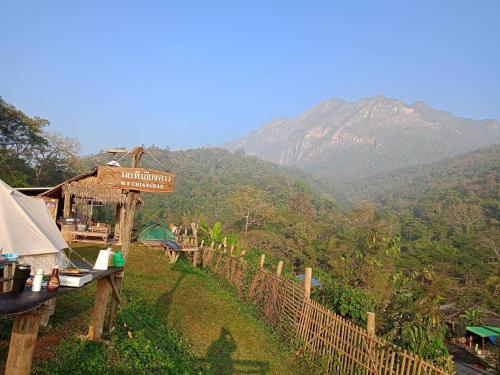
[200,327,270,375]
[154,272,186,318]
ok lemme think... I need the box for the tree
[229,187,272,233]
[32,131,81,185]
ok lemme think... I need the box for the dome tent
[138,222,175,242]
[0,179,71,273]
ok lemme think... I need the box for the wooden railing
[200,248,454,375]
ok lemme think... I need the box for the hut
[39,165,142,245]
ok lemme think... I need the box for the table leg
[5,310,42,375]
[87,277,112,340]
[192,251,199,267]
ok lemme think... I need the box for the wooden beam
[108,275,123,305]
[5,310,42,375]
[304,267,312,299]
[63,190,71,218]
[108,146,143,333]
[88,277,112,340]
[192,250,199,267]
[114,204,122,242]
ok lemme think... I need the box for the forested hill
[339,144,500,205]
[86,146,335,226]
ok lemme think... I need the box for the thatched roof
[439,304,500,326]
[40,166,143,206]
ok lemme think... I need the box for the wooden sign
[97,166,174,193]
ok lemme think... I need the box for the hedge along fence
[198,245,454,375]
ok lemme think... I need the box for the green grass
[16,244,301,374]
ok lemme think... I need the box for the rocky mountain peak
[224,96,500,181]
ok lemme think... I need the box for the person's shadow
[206,327,238,375]
[155,273,186,318]
[203,327,269,374]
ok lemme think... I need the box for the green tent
[138,223,175,241]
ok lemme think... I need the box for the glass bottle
[47,265,60,291]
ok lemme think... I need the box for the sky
[1,1,499,154]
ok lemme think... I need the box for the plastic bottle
[32,269,44,292]
[47,265,60,291]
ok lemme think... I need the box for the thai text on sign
[97,166,174,193]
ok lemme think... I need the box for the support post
[88,277,112,340]
[366,312,376,336]
[63,190,72,218]
[108,147,143,333]
[114,204,122,244]
[259,254,265,268]
[304,267,312,299]
[5,310,43,375]
[193,250,199,267]
[276,261,283,277]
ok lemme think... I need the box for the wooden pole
[366,312,376,336]
[63,190,71,218]
[259,254,265,268]
[114,204,122,243]
[5,310,43,375]
[304,267,312,299]
[88,277,112,340]
[193,250,199,267]
[276,261,283,276]
[108,146,144,333]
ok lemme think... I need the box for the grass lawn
[1,244,302,374]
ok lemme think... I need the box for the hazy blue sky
[1,1,499,154]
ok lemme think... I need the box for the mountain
[225,96,500,182]
[343,144,500,204]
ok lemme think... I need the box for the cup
[93,249,110,270]
[32,269,44,292]
[12,264,31,294]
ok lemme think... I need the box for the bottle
[47,265,60,291]
[32,269,44,292]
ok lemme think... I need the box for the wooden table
[0,267,123,375]
[139,240,200,265]
[70,230,109,245]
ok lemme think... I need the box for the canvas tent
[0,179,71,273]
[138,223,175,242]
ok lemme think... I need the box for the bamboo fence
[200,248,454,375]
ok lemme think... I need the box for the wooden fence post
[366,312,376,336]
[259,254,266,268]
[304,267,312,299]
[276,261,283,277]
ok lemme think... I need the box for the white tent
[0,179,71,273]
